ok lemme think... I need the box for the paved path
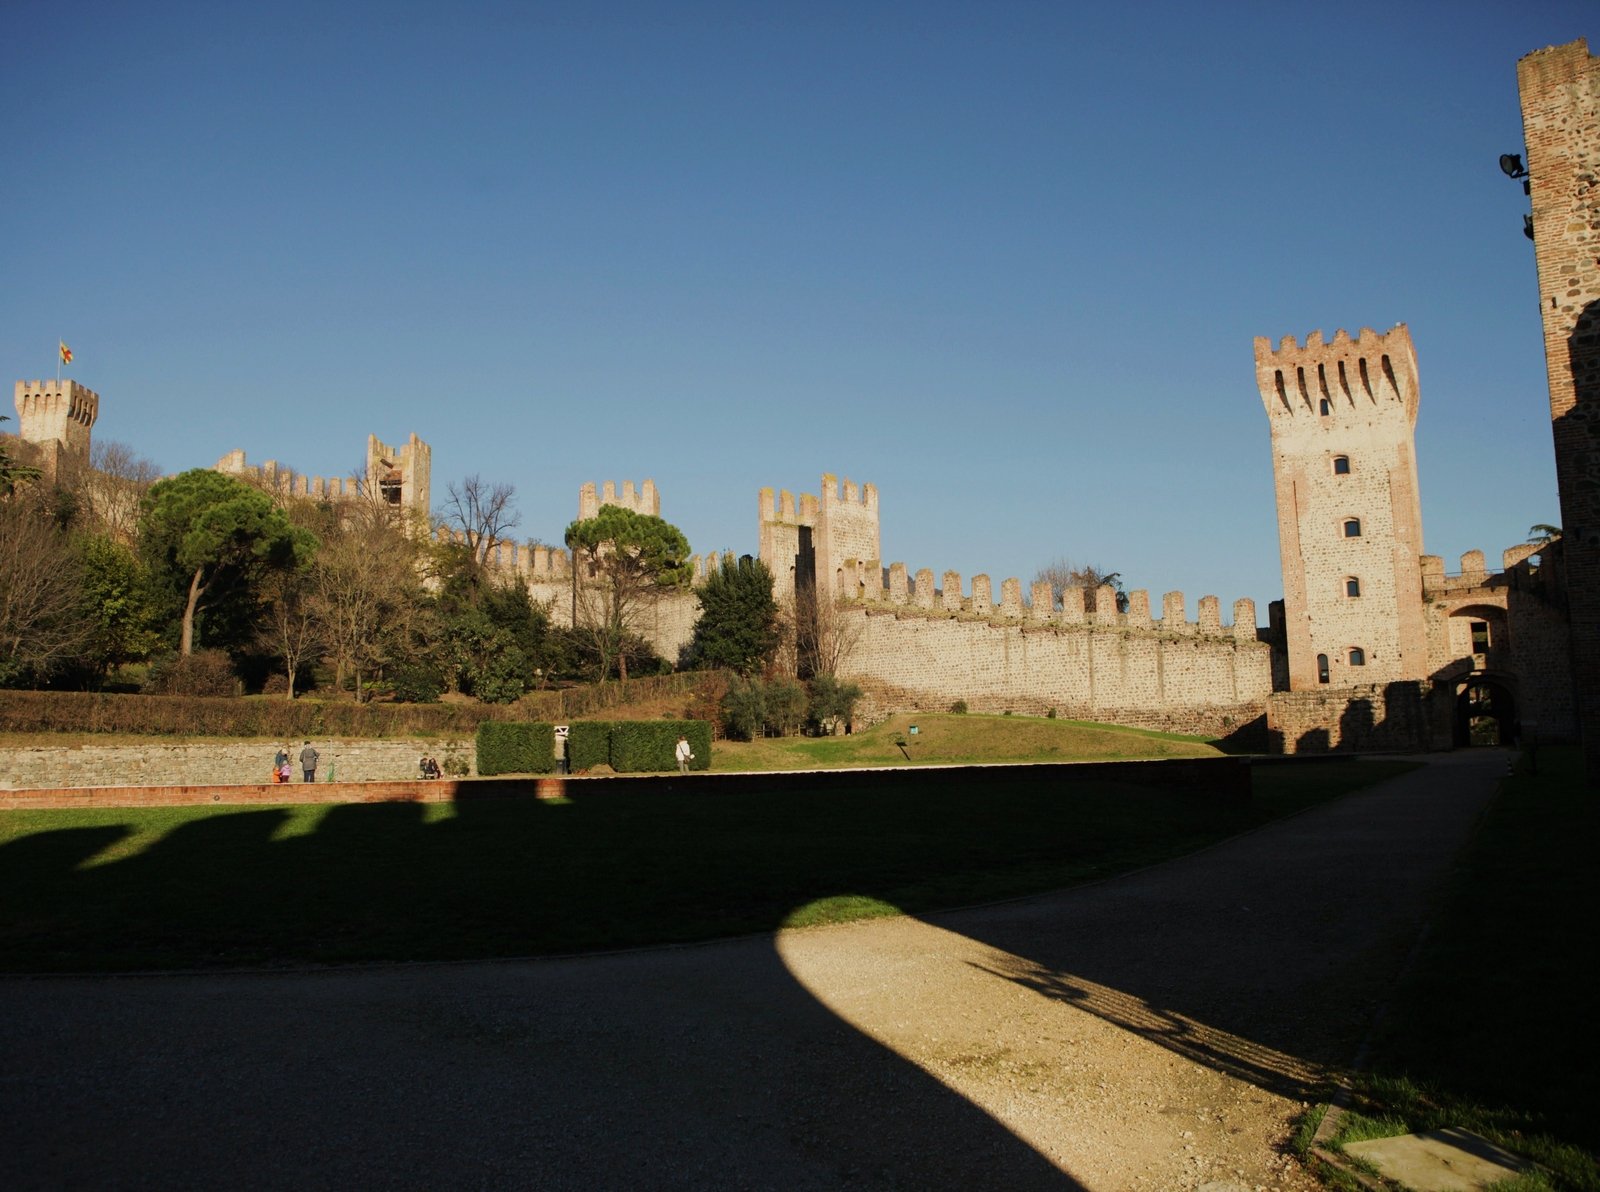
[0,751,1505,1190]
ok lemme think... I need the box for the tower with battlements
[1257,326,1428,691]
[366,433,431,520]
[12,379,98,480]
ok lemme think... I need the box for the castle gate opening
[1454,677,1517,747]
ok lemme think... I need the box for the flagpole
[56,337,61,384]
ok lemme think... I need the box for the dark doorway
[1454,679,1517,746]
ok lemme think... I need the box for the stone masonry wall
[835,583,1272,737]
[1518,38,1600,780]
[0,738,478,792]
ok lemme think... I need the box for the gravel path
[0,751,1505,1190]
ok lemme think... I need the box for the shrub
[566,721,612,771]
[763,678,807,736]
[442,752,469,776]
[949,699,968,714]
[476,721,556,775]
[721,677,767,741]
[611,720,710,772]
[389,662,446,704]
[1047,707,1057,719]
[806,674,862,735]
[142,650,240,697]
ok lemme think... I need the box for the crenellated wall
[579,478,660,520]
[829,561,1270,734]
[13,379,98,479]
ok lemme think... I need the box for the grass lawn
[0,754,1412,973]
[710,712,1222,771]
[1315,746,1600,1192]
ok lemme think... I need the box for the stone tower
[1257,326,1427,691]
[13,378,98,479]
[365,433,431,519]
[1516,38,1600,779]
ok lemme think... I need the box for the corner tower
[365,433,431,520]
[1257,326,1427,690]
[13,378,98,479]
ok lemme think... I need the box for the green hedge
[476,722,556,776]
[566,721,613,772]
[611,720,711,773]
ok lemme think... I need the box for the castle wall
[13,379,97,479]
[834,575,1270,736]
[1266,683,1435,754]
[815,474,879,599]
[1517,39,1600,779]
[579,478,659,520]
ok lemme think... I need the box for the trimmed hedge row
[559,720,713,773]
[476,722,557,776]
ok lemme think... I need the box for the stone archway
[1453,677,1518,747]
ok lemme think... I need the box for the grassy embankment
[1302,745,1599,1192]
[0,713,1414,973]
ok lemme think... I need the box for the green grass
[0,757,1412,973]
[1318,746,1599,1192]
[711,712,1222,772]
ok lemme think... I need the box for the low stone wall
[0,756,1253,811]
[1266,683,1436,754]
[0,738,478,792]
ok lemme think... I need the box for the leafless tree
[443,475,520,565]
[791,580,863,679]
[1033,557,1128,614]
[255,564,323,699]
[311,507,424,700]
[80,440,162,541]
[0,490,91,683]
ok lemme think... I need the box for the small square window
[1319,398,1331,416]
[1346,577,1361,597]
[1349,647,1366,667]
[1333,455,1351,475]
[1343,518,1362,538]
[1471,621,1490,652]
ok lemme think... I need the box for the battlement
[1419,542,1553,595]
[819,473,878,512]
[1255,324,1418,424]
[758,487,819,526]
[214,450,362,500]
[836,559,1257,641]
[579,479,659,521]
[13,379,98,452]
[1517,37,1593,90]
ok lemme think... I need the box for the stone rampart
[0,738,479,792]
[835,583,1271,735]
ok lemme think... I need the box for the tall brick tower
[1516,38,1600,780]
[1257,326,1428,691]
[13,378,98,480]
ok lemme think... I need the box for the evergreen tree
[686,554,779,674]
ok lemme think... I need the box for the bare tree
[443,475,520,565]
[1033,557,1128,614]
[311,506,423,700]
[255,564,323,699]
[791,579,863,679]
[0,490,91,683]
[80,440,161,542]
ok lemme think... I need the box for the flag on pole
[58,341,73,365]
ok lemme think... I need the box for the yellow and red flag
[58,341,72,365]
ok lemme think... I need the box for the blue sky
[3,2,1589,621]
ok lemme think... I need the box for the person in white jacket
[674,735,694,774]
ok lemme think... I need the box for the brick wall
[1517,39,1600,782]
[1267,683,1435,753]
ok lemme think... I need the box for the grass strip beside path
[1324,746,1600,1192]
[0,759,1413,974]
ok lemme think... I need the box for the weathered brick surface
[1518,39,1600,778]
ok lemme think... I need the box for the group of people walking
[271,742,321,783]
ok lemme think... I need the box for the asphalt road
[0,751,1505,1190]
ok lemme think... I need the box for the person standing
[299,740,319,783]
[674,734,694,774]
[273,745,289,784]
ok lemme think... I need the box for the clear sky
[3,2,1590,621]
